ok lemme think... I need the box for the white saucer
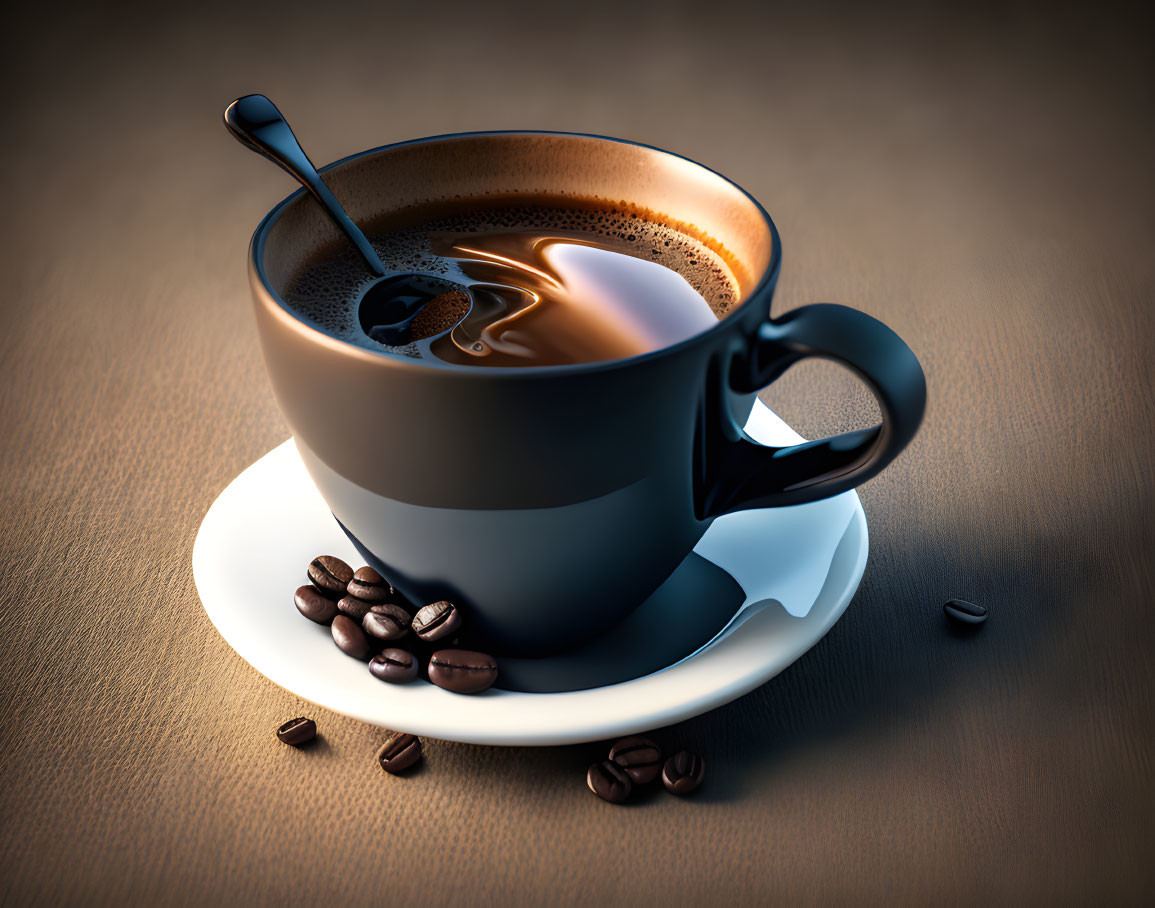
[192,401,867,746]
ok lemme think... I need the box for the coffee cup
[248,131,926,654]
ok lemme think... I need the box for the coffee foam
[284,199,742,357]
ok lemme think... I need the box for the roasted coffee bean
[307,555,353,598]
[276,717,316,746]
[587,759,632,803]
[377,732,422,773]
[337,595,373,622]
[362,603,411,641]
[609,736,662,784]
[331,614,372,660]
[294,584,338,624]
[428,649,498,694]
[412,600,462,642]
[662,751,705,795]
[347,566,393,603]
[944,598,987,625]
[369,648,419,684]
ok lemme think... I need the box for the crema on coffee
[284,196,743,367]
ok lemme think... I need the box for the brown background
[1,0,1152,903]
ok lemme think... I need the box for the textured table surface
[1,1,1152,903]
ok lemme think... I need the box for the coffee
[377,732,422,774]
[943,598,987,625]
[587,760,632,803]
[411,600,461,642]
[369,648,420,684]
[275,717,317,747]
[427,649,499,693]
[346,566,393,603]
[294,584,338,624]
[336,594,373,621]
[306,555,352,598]
[609,736,663,784]
[284,196,742,367]
[661,751,705,795]
[331,614,372,660]
[362,602,411,641]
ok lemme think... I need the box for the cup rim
[249,130,783,378]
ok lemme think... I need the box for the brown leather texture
[1,0,1152,903]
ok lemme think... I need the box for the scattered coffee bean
[944,598,987,625]
[609,736,663,784]
[369,648,419,684]
[294,584,338,624]
[347,566,393,603]
[662,751,705,795]
[428,649,498,694]
[412,600,462,642]
[587,759,632,803]
[276,717,316,746]
[337,595,373,622]
[331,614,372,660]
[307,555,353,598]
[363,603,411,641]
[377,732,422,774]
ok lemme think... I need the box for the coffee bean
[331,614,372,660]
[363,603,411,641]
[377,732,422,773]
[412,600,462,642]
[428,649,498,694]
[587,760,632,803]
[276,717,316,746]
[944,598,987,625]
[347,566,393,603]
[609,736,662,784]
[307,555,353,598]
[662,751,705,795]
[294,584,338,624]
[369,648,419,684]
[337,595,373,622]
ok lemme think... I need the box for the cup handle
[698,303,926,518]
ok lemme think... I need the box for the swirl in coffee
[284,196,742,367]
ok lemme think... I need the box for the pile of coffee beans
[288,557,715,798]
[294,555,498,694]
[587,736,705,803]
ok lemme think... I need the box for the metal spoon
[224,94,448,342]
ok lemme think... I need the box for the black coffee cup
[249,132,925,654]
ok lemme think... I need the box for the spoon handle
[224,94,386,277]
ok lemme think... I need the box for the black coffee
[284,197,743,367]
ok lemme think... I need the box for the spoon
[224,94,452,343]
